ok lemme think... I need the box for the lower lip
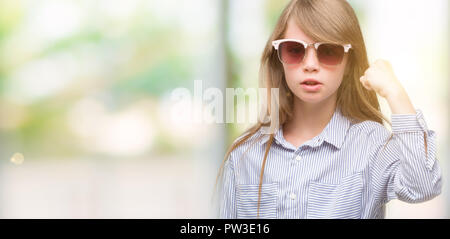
[301,83,322,91]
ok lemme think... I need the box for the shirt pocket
[306,172,363,219]
[236,183,278,219]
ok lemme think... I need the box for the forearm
[386,87,416,115]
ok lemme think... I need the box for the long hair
[215,0,394,218]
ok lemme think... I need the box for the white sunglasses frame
[272,39,352,65]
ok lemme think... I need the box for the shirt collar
[258,107,351,150]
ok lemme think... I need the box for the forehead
[283,19,315,44]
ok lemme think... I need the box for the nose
[302,46,319,72]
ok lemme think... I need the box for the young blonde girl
[216,0,442,219]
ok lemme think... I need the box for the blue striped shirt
[219,107,442,219]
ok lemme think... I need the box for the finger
[375,59,386,66]
[375,59,390,70]
[383,60,393,70]
[360,75,367,83]
[363,81,372,90]
[370,60,377,67]
[360,76,371,90]
[374,59,382,66]
[359,75,367,87]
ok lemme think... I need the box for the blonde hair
[215,0,394,218]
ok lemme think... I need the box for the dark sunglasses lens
[317,44,345,65]
[279,41,305,64]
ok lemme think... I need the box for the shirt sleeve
[219,154,237,218]
[369,108,443,205]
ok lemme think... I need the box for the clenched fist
[359,59,403,99]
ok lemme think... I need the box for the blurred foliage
[112,55,192,99]
[264,0,290,31]
[0,0,23,40]
[0,0,200,159]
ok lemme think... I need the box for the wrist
[385,87,405,103]
[384,81,405,100]
[386,89,416,115]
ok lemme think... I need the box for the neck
[283,93,337,138]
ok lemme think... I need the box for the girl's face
[281,19,348,104]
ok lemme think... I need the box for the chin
[296,93,328,104]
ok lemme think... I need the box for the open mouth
[302,81,321,86]
[300,80,323,91]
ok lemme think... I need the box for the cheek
[328,61,348,88]
[282,64,302,80]
[327,71,345,91]
[282,66,300,89]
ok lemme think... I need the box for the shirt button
[289,193,296,200]
[295,155,302,161]
[418,118,426,129]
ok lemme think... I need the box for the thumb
[360,76,371,90]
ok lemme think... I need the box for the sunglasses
[272,39,352,66]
